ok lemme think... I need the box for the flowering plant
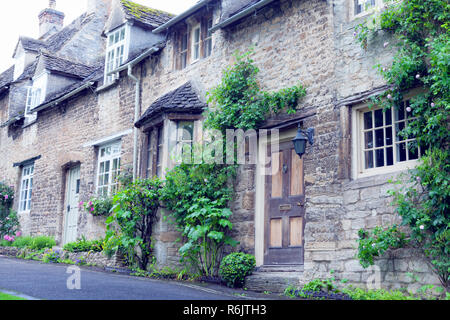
[80,197,114,217]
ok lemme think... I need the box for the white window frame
[352,0,388,19]
[19,164,34,213]
[204,18,213,58]
[25,72,47,123]
[104,25,129,84]
[96,141,121,197]
[191,24,201,63]
[351,93,423,179]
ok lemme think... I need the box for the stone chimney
[38,0,65,40]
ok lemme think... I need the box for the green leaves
[204,50,306,132]
[105,178,162,270]
[219,252,256,288]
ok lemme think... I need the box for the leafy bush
[105,178,161,270]
[357,225,408,268]
[0,210,20,239]
[218,252,256,288]
[63,237,103,253]
[29,236,56,250]
[12,236,34,248]
[81,197,114,217]
[0,182,14,219]
[161,163,237,277]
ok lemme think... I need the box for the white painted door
[64,166,80,245]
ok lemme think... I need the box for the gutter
[31,81,95,113]
[209,0,276,33]
[152,0,212,34]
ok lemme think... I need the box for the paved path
[0,257,241,300]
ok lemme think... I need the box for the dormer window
[25,72,47,124]
[105,25,129,84]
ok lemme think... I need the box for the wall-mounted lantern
[292,124,314,158]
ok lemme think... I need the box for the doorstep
[245,265,304,294]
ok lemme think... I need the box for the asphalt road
[0,257,240,300]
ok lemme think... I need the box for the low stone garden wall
[0,246,126,270]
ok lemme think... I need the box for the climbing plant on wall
[354,0,449,289]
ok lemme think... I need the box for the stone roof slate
[120,0,174,29]
[38,66,103,108]
[0,67,14,89]
[136,82,206,127]
[19,37,46,53]
[41,53,98,79]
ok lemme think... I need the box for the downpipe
[128,64,140,182]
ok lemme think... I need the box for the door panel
[64,166,80,245]
[265,141,305,265]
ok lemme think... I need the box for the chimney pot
[38,0,65,40]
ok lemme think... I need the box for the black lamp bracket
[299,126,315,145]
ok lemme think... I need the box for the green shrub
[219,252,256,288]
[30,236,56,250]
[12,236,34,248]
[63,237,103,253]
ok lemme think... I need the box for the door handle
[282,164,288,174]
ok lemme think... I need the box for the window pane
[385,108,392,125]
[386,147,394,166]
[395,103,405,121]
[374,109,383,128]
[375,129,384,148]
[365,150,374,169]
[385,127,393,146]
[120,28,125,41]
[408,142,419,160]
[364,131,373,149]
[397,143,407,162]
[364,112,372,129]
[375,149,384,167]
[396,122,405,141]
[179,121,194,141]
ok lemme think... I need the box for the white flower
[419,225,424,230]
[383,42,389,48]
[406,106,412,113]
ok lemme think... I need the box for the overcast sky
[0,0,197,73]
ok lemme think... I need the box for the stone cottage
[0,0,441,293]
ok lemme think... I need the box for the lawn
[0,292,27,300]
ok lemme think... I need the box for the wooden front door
[265,141,305,265]
[64,166,80,245]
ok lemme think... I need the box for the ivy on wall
[354,0,449,289]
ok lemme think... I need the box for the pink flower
[416,176,421,183]
[383,42,389,48]
[387,94,392,100]
[88,201,93,206]
[431,102,435,107]
[419,225,425,230]
[16,231,22,237]
[90,207,94,212]
[406,106,412,113]
[4,195,8,200]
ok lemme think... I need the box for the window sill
[352,160,419,182]
[96,79,119,93]
[22,119,37,129]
